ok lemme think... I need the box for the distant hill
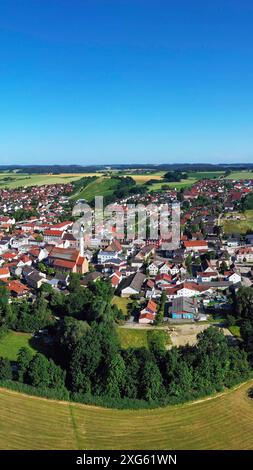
[1,163,253,174]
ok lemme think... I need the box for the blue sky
[0,0,253,165]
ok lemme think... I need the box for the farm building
[169,297,198,320]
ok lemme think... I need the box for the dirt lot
[169,323,233,347]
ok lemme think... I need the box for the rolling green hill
[71,176,120,202]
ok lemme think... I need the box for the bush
[0,380,69,401]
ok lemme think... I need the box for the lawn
[117,328,149,349]
[0,331,35,361]
[228,326,241,338]
[221,210,253,234]
[0,172,99,189]
[0,380,253,449]
[117,327,171,349]
[112,296,132,316]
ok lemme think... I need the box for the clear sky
[0,0,253,165]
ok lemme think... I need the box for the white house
[197,271,219,283]
[226,272,241,284]
[159,262,171,275]
[119,272,146,297]
[236,248,253,263]
[166,282,211,299]
[0,240,9,255]
[97,250,118,264]
[147,262,160,276]
[139,300,157,324]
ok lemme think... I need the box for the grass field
[0,331,35,361]
[112,296,133,316]
[117,327,171,349]
[225,171,253,180]
[188,171,225,179]
[148,178,197,191]
[117,328,149,349]
[228,326,241,337]
[72,176,120,202]
[0,381,253,449]
[0,172,99,189]
[221,210,253,234]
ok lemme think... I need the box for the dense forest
[0,279,252,408]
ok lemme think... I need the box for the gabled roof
[119,272,146,292]
[48,246,79,262]
[53,259,76,269]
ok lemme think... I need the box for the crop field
[188,171,225,179]
[0,172,99,189]
[148,178,197,191]
[124,172,164,183]
[0,331,35,361]
[221,210,253,234]
[225,171,253,180]
[0,381,253,449]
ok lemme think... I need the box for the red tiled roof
[146,300,158,312]
[76,256,86,267]
[6,280,29,295]
[0,267,10,276]
[184,240,208,248]
[197,271,217,277]
[139,312,156,321]
[53,259,76,269]
[44,229,63,237]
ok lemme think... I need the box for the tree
[58,317,90,354]
[168,360,193,397]
[17,347,33,382]
[0,285,12,328]
[154,292,166,325]
[241,320,253,360]
[48,359,66,390]
[27,353,65,390]
[0,357,12,380]
[104,353,126,398]
[220,260,228,275]
[140,357,164,401]
[236,287,253,320]
[148,330,167,354]
[68,273,82,292]
[227,315,236,327]
[122,349,141,399]
[28,354,50,388]
[69,325,102,393]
